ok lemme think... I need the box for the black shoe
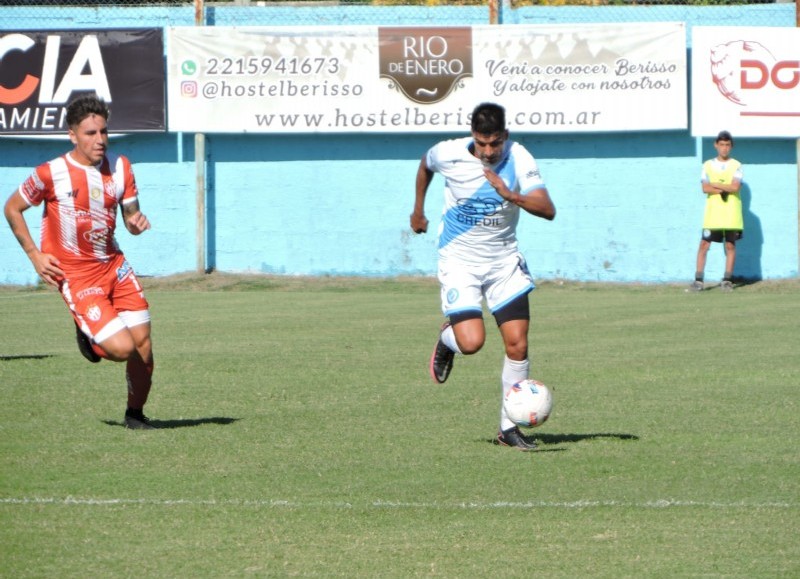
[429,323,455,384]
[124,409,157,430]
[75,322,101,363]
[497,427,538,451]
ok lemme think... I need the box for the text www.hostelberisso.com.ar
[195,77,602,129]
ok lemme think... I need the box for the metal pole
[489,0,500,24]
[195,133,205,273]
[195,0,207,273]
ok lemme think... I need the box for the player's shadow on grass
[0,354,55,361]
[536,432,639,445]
[485,432,639,451]
[103,417,240,429]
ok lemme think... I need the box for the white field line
[0,497,795,509]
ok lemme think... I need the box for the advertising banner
[692,26,800,138]
[167,23,686,134]
[0,28,165,135]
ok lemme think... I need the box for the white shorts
[437,252,534,318]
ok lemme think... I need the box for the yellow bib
[702,158,743,230]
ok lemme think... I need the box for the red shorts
[59,254,150,342]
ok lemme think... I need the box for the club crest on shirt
[86,304,102,322]
[90,187,102,200]
[104,180,119,199]
[447,288,459,304]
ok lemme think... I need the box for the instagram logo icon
[181,81,198,98]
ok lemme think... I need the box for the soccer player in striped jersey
[4,95,157,430]
[410,102,556,450]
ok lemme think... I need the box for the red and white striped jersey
[18,152,139,267]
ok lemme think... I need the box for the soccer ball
[504,379,553,428]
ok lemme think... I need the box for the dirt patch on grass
[137,271,439,293]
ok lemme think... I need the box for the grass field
[1,274,798,577]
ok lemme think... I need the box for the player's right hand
[410,212,428,234]
[31,251,64,287]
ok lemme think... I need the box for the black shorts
[702,229,742,243]
[448,293,530,327]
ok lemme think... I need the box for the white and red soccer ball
[504,379,553,428]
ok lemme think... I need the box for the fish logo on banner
[710,39,799,109]
[378,27,473,105]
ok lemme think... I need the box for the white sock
[500,356,529,432]
[441,324,462,354]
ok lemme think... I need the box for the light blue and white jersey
[426,136,545,263]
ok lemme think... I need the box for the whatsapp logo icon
[181,60,197,75]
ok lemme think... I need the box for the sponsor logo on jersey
[116,260,132,281]
[76,286,103,300]
[457,196,500,217]
[83,228,108,244]
[456,196,503,226]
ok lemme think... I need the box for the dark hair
[66,95,109,128]
[715,130,733,144]
[471,102,506,134]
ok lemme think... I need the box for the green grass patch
[1,275,798,577]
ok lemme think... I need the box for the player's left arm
[518,186,556,220]
[121,199,151,235]
[483,167,555,220]
[704,178,741,195]
[719,177,741,194]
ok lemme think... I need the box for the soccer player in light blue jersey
[410,102,556,451]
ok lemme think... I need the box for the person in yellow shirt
[690,131,743,293]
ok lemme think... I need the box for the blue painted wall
[1,4,797,285]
